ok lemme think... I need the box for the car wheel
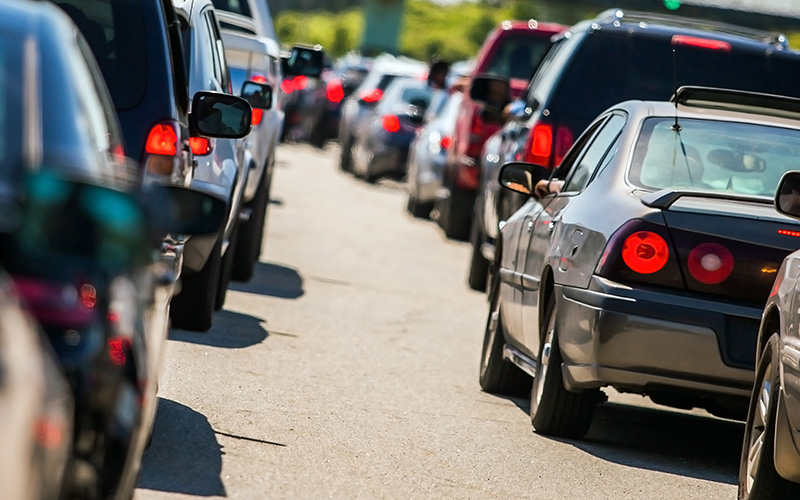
[437,184,472,241]
[479,287,531,396]
[339,133,354,172]
[406,195,432,219]
[170,234,222,332]
[232,166,270,282]
[467,208,489,292]
[739,334,800,499]
[215,221,239,311]
[530,293,600,438]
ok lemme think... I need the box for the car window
[53,0,148,111]
[206,10,231,91]
[630,117,800,197]
[550,116,607,181]
[0,36,23,192]
[527,31,584,109]
[211,0,251,18]
[563,114,626,192]
[483,32,552,82]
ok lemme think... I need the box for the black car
[467,9,800,292]
[351,78,439,182]
[0,2,237,498]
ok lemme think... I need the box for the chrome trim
[503,344,538,377]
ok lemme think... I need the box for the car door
[519,113,626,356]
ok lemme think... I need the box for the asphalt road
[135,143,742,500]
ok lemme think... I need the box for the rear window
[211,0,252,18]
[482,32,552,81]
[629,117,800,197]
[549,31,800,123]
[53,0,148,111]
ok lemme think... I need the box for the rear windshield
[549,31,800,123]
[629,117,800,197]
[53,0,148,111]
[482,32,552,81]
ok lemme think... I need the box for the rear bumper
[555,277,756,401]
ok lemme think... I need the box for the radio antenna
[672,48,681,131]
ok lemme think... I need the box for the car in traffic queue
[338,54,428,173]
[351,77,440,183]
[406,90,464,218]
[212,0,284,282]
[739,173,800,500]
[480,87,800,439]
[435,19,565,241]
[0,268,73,500]
[467,9,800,293]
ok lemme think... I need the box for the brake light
[250,74,267,84]
[687,242,734,285]
[382,115,401,133]
[360,88,383,103]
[108,336,131,366]
[440,135,452,151]
[80,284,97,309]
[671,35,731,52]
[145,123,178,156]
[293,75,308,91]
[778,229,800,238]
[188,137,211,155]
[525,123,553,165]
[252,108,263,126]
[622,231,670,274]
[281,79,294,94]
[327,79,345,103]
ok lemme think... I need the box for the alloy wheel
[534,313,555,408]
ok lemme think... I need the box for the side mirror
[775,171,800,219]
[189,91,252,139]
[241,81,273,110]
[498,161,550,196]
[283,45,325,79]
[143,183,227,237]
[469,74,511,111]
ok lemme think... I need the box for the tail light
[596,220,684,289]
[326,79,345,103]
[144,121,180,176]
[523,123,575,168]
[360,88,383,103]
[108,336,131,366]
[13,277,98,326]
[672,35,731,52]
[79,284,97,309]
[188,137,211,155]
[440,135,452,151]
[281,78,294,94]
[687,242,734,285]
[250,74,267,84]
[293,75,308,91]
[251,108,264,126]
[382,114,401,133]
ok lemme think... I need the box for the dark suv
[467,8,800,291]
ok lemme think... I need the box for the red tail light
[281,79,294,94]
[251,74,267,84]
[188,137,211,155]
[293,75,308,91]
[622,231,670,274]
[382,114,401,133]
[326,79,345,103]
[251,108,264,126]
[778,229,800,238]
[145,123,178,156]
[687,242,734,285]
[79,284,97,309]
[440,135,452,151]
[108,336,131,366]
[672,35,731,52]
[524,123,574,168]
[360,88,383,103]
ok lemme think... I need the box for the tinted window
[211,0,251,18]
[0,37,23,196]
[563,114,625,192]
[54,0,148,111]
[630,118,800,196]
[483,33,552,81]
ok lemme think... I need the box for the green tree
[469,13,497,47]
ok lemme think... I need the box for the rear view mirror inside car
[469,75,511,112]
[190,92,252,139]
[241,81,273,110]
[283,45,325,79]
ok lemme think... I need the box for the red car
[436,20,565,240]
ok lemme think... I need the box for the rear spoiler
[641,189,773,210]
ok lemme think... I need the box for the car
[738,172,800,499]
[338,54,427,173]
[212,0,284,281]
[0,268,72,500]
[435,19,565,241]
[406,90,464,218]
[467,9,800,293]
[351,77,440,183]
[0,2,238,497]
[480,86,800,440]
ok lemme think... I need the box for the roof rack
[671,86,800,120]
[594,8,788,49]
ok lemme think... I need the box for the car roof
[492,19,566,35]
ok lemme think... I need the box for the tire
[170,234,222,332]
[339,133,354,172]
[215,221,238,311]
[479,289,532,396]
[467,211,489,292]
[739,334,800,499]
[530,293,600,439]
[406,195,432,219]
[437,184,472,241]
[232,167,270,282]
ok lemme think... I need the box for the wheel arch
[538,265,556,341]
[758,304,781,366]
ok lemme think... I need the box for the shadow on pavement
[228,261,304,299]
[137,398,226,497]
[169,309,268,349]
[569,402,743,485]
